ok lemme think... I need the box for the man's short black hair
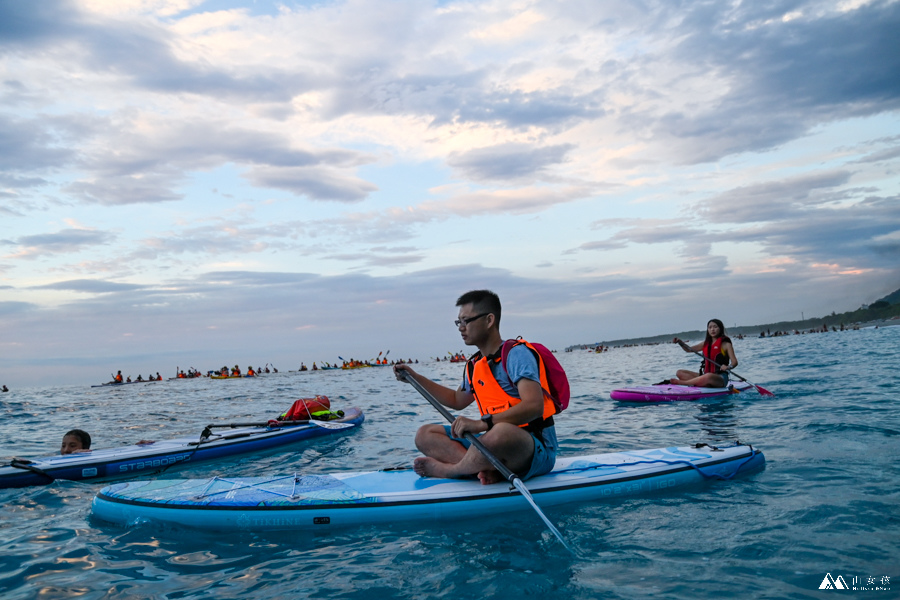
[456,290,501,325]
[65,429,91,450]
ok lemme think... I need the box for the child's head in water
[61,429,91,455]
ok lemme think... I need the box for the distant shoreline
[571,286,900,350]
[570,316,900,350]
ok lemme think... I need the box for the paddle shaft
[679,343,774,396]
[398,370,573,552]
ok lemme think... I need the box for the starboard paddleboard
[1,408,364,489]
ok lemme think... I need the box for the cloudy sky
[2,0,899,386]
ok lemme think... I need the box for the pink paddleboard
[610,381,752,402]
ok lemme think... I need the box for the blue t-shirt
[461,344,540,396]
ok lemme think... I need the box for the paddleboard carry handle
[9,459,55,482]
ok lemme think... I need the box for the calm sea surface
[1,326,898,599]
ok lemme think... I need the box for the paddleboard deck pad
[610,381,752,402]
[91,442,764,532]
[1,407,364,489]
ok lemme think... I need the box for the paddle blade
[754,385,775,397]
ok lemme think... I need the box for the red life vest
[464,339,568,429]
[700,337,729,374]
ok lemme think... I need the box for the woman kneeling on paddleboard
[671,319,738,388]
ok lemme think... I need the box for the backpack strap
[499,337,522,372]
[498,337,556,429]
[499,336,568,415]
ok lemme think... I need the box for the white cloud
[79,0,206,18]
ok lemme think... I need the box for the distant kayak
[610,381,752,402]
[91,380,159,388]
[91,442,763,532]
[1,407,364,489]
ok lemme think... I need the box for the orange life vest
[465,340,556,427]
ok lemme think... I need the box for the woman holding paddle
[671,319,738,388]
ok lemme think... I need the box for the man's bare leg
[413,423,534,484]
[414,424,468,463]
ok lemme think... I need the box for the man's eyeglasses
[454,313,490,328]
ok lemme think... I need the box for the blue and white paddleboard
[91,442,764,532]
[1,408,363,489]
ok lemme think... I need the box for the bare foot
[413,456,451,478]
[477,469,504,485]
[669,378,685,386]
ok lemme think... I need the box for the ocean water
[1,326,898,599]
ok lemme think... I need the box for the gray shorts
[441,424,558,480]
[702,369,730,385]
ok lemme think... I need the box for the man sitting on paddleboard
[394,290,559,485]
[671,318,738,388]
